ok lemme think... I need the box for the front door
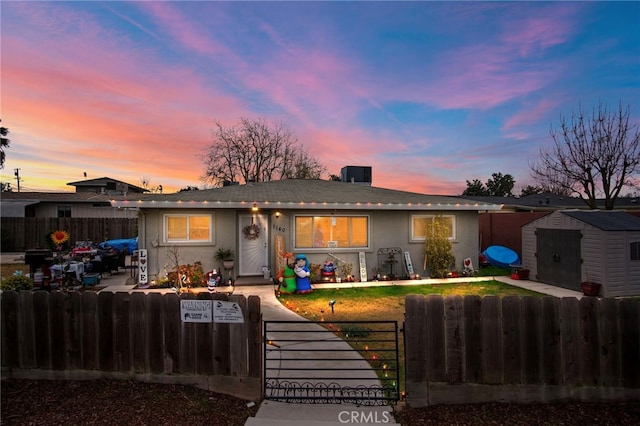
[238,214,268,276]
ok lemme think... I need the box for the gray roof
[111,179,502,211]
[562,210,640,231]
[1,191,125,203]
[459,193,640,211]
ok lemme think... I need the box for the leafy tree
[519,185,542,196]
[530,102,640,210]
[462,173,514,196]
[424,216,455,278]
[202,117,325,186]
[462,179,487,196]
[1,119,10,169]
[485,172,515,196]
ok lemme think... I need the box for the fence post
[481,295,502,384]
[444,295,464,383]
[502,295,522,384]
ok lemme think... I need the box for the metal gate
[263,320,400,406]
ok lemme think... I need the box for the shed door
[536,228,582,290]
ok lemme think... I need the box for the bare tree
[202,117,325,186]
[283,148,325,179]
[530,102,640,209]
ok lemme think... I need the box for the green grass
[475,265,511,276]
[277,280,544,395]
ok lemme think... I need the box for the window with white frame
[164,214,212,243]
[411,214,456,241]
[294,215,369,249]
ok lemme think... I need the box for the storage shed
[522,210,640,297]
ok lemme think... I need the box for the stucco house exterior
[110,178,501,283]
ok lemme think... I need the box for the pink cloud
[502,98,561,131]
[138,2,231,57]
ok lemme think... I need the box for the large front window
[164,214,212,242]
[295,215,369,249]
[411,215,456,241]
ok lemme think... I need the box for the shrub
[424,216,455,278]
[1,274,34,291]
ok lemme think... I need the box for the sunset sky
[1,1,639,195]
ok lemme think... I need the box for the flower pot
[581,281,601,297]
[223,260,234,270]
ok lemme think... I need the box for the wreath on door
[243,223,261,240]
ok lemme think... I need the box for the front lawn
[276,280,544,394]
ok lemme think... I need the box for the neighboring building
[111,178,501,283]
[460,193,640,213]
[0,191,136,219]
[1,177,145,219]
[522,210,640,297]
[67,177,149,195]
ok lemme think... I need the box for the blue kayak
[482,245,520,268]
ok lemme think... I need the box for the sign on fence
[180,300,212,323]
[213,300,245,323]
[178,299,244,323]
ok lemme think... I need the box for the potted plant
[581,270,601,297]
[580,281,601,297]
[215,247,235,269]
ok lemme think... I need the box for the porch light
[275,211,281,218]
[251,202,258,212]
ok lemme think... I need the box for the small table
[50,262,85,281]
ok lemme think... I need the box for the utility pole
[14,168,21,192]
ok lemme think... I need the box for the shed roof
[561,210,640,231]
[110,179,502,211]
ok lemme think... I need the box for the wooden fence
[1,217,137,251]
[0,291,262,400]
[404,294,640,406]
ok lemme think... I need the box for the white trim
[112,199,502,211]
[163,213,213,243]
[410,214,456,241]
[293,214,370,250]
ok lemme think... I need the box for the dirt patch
[394,401,640,425]
[1,379,259,426]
